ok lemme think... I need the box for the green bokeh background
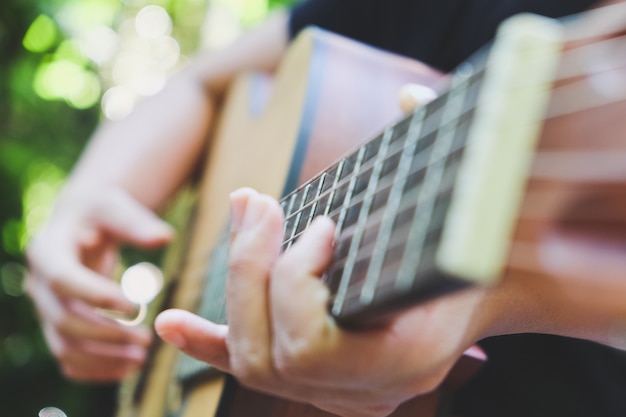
[0,0,293,415]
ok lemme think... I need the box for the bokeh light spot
[33,59,101,108]
[3,335,34,366]
[23,15,58,53]
[135,5,172,40]
[102,86,136,120]
[79,25,119,65]
[21,161,65,246]
[120,262,163,305]
[2,221,22,256]
[1,262,26,298]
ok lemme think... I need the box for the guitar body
[113,3,626,417]
[117,28,459,417]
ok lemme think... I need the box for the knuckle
[227,256,265,279]
[229,352,272,388]
[273,336,323,381]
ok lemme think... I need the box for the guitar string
[178,30,626,277]
[279,77,478,235]
[286,64,626,244]
[176,18,626,380]
[175,19,626,379]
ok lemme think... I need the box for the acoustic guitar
[116,2,626,416]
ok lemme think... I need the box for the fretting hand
[155,188,489,417]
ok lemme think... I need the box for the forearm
[473,271,618,348]
[62,11,289,211]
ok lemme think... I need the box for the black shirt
[289,0,599,71]
[288,1,626,416]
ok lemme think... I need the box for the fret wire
[325,162,345,220]
[279,91,480,235]
[320,171,339,216]
[330,126,394,313]
[330,145,367,316]
[181,68,485,272]
[396,75,470,291]
[283,125,468,246]
[326,170,458,272]
[334,150,363,236]
[359,106,428,304]
[305,174,325,229]
[284,192,297,217]
[281,192,298,251]
[288,184,311,249]
[331,163,422,271]
[276,68,485,209]
[177,69,485,382]
[180,104,472,270]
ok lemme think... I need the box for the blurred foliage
[0,0,294,415]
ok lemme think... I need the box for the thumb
[155,309,230,371]
[93,189,174,247]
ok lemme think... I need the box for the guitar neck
[281,14,563,326]
[279,79,479,325]
[176,10,564,383]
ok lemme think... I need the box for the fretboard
[279,67,483,325]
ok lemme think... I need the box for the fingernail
[229,188,255,229]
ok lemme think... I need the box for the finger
[226,189,284,382]
[81,238,118,278]
[229,187,254,239]
[272,216,449,391]
[27,274,146,347]
[271,216,336,344]
[63,299,153,346]
[92,189,174,248]
[155,309,230,371]
[57,315,152,346]
[62,363,138,382]
[271,216,375,386]
[152,307,409,415]
[44,325,146,381]
[46,260,135,312]
[27,240,134,313]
